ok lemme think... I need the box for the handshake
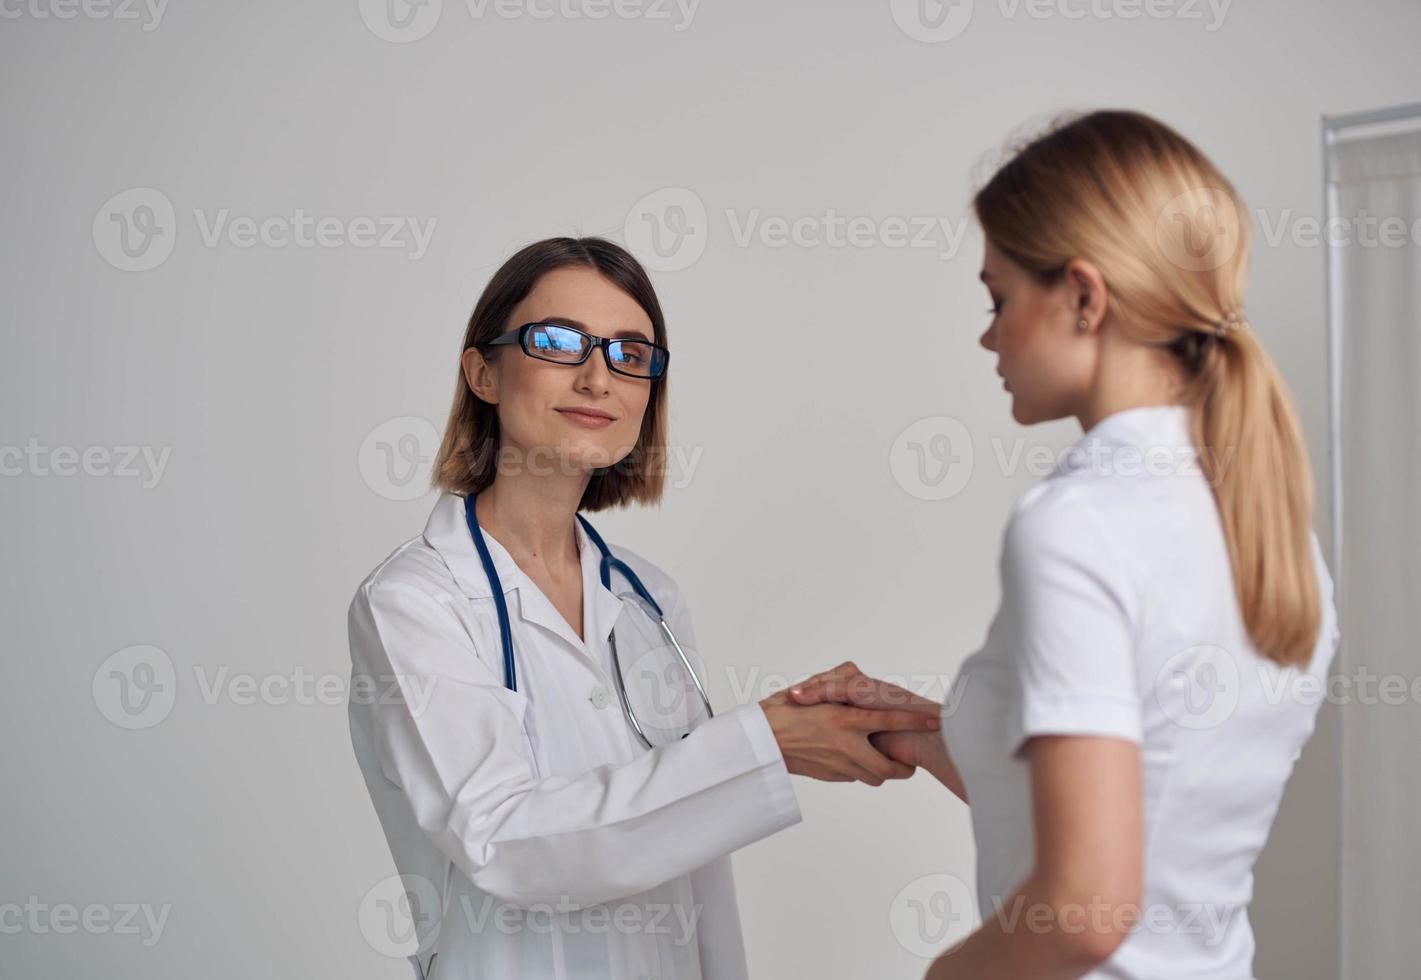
[759,661,961,793]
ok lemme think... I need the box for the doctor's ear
[462,347,500,405]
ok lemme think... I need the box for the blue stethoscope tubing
[463,492,714,748]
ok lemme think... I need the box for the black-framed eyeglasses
[480,322,669,380]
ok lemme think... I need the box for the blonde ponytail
[1187,322,1320,667]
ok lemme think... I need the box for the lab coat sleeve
[348,579,802,911]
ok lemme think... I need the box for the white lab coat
[348,492,802,979]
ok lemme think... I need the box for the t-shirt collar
[1049,404,1197,480]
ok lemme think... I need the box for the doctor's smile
[555,406,619,428]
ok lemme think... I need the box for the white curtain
[1328,118,1421,978]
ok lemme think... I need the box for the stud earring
[1076,318,1089,331]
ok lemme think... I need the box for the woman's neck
[475,468,591,566]
[1075,330,1188,432]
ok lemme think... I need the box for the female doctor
[347,236,940,980]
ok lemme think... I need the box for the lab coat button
[590,687,612,709]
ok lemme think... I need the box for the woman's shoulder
[1004,474,1120,558]
[997,474,1151,625]
[1004,450,1209,565]
[352,532,464,610]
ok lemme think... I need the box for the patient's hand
[788,661,968,802]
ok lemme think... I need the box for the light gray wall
[2,1,1414,976]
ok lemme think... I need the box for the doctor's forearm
[443,704,800,909]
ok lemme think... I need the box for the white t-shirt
[940,404,1340,980]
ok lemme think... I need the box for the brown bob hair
[432,237,670,512]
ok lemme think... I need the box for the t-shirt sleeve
[999,485,1143,758]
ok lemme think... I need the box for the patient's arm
[788,661,968,803]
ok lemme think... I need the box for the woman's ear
[1063,257,1109,331]
[462,347,499,405]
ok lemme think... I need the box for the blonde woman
[792,110,1341,979]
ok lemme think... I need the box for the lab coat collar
[1049,404,1196,479]
[423,493,624,648]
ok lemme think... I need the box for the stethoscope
[464,492,715,749]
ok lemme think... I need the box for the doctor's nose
[979,325,997,353]
[574,348,613,397]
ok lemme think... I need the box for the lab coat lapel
[576,518,627,650]
[494,518,623,653]
[422,493,516,600]
[423,493,625,655]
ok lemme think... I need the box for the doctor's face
[468,265,656,476]
[978,239,1093,425]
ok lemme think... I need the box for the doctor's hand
[758,682,940,786]
[786,661,967,801]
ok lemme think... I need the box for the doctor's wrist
[758,696,938,786]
